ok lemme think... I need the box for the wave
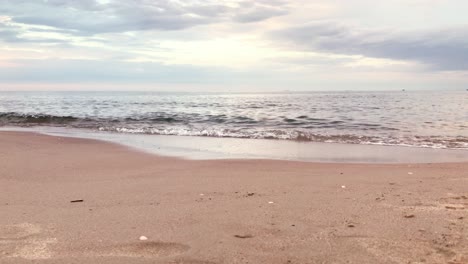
[96,126,468,149]
[1,112,467,149]
[0,112,80,125]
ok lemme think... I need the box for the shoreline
[1,131,467,263]
[1,126,468,164]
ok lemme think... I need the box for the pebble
[139,236,148,241]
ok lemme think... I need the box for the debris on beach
[376,193,385,201]
[268,201,274,204]
[347,224,355,228]
[70,199,83,203]
[234,234,253,239]
[139,236,148,241]
[404,214,415,218]
[246,192,255,197]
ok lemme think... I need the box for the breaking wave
[1,112,467,149]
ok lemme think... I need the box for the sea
[0,91,468,149]
[1,91,467,150]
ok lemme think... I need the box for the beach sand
[0,131,467,264]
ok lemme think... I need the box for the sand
[0,131,467,264]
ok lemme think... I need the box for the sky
[1,0,468,91]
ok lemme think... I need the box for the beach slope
[0,131,467,263]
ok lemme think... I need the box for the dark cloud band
[272,22,468,71]
[0,0,288,36]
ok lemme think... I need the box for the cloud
[232,2,287,23]
[0,0,288,37]
[0,28,67,44]
[0,29,20,42]
[0,58,253,84]
[271,22,468,71]
[0,17,81,44]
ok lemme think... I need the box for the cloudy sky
[1,0,468,91]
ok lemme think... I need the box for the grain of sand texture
[0,131,467,264]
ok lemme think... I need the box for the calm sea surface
[1,91,467,149]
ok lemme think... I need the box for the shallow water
[2,126,468,163]
[0,91,467,149]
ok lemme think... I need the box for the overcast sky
[1,0,468,91]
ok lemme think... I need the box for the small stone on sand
[234,234,253,239]
[139,236,148,241]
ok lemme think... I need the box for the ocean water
[0,91,467,149]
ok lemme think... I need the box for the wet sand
[0,131,467,263]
